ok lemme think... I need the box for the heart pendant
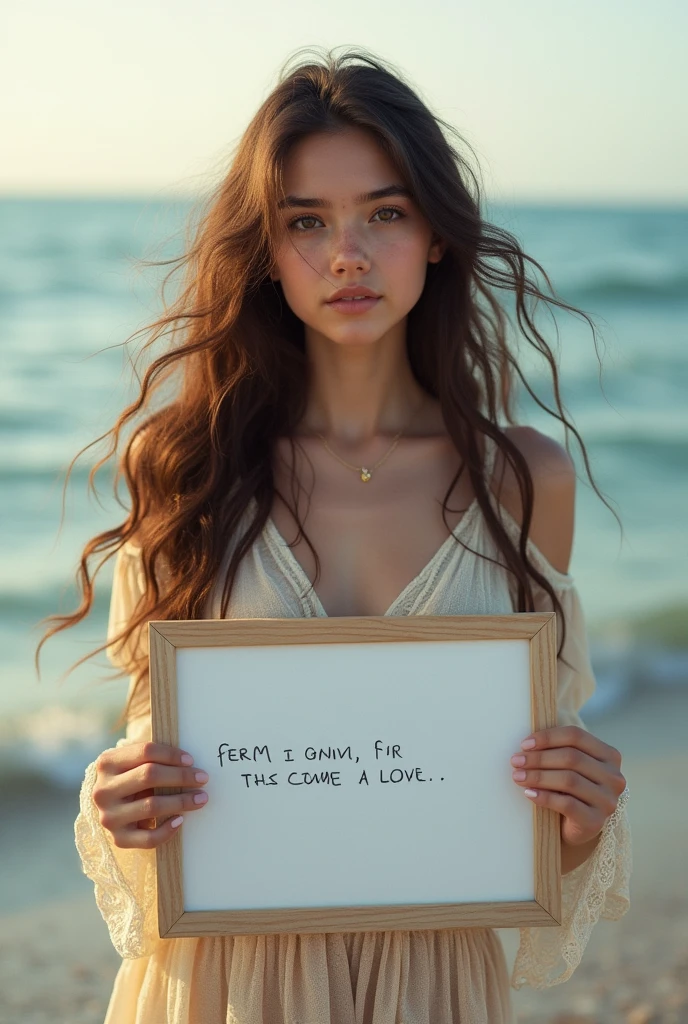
[360,468,372,482]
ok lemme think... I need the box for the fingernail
[193,792,208,804]
[524,789,538,799]
[512,770,527,781]
[195,771,209,783]
[181,754,194,765]
[171,815,184,827]
[521,738,536,749]
[511,754,526,766]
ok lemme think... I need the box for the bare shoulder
[498,425,576,485]
[490,425,576,576]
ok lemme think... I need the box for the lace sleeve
[73,542,159,959]
[509,551,632,989]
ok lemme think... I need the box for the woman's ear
[428,233,447,264]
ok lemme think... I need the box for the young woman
[40,46,630,1024]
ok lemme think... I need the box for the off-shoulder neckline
[492,499,574,588]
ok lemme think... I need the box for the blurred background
[1,2,686,1022]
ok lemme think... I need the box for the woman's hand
[93,741,210,849]
[510,725,626,847]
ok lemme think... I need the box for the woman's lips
[326,297,381,314]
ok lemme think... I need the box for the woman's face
[270,127,445,348]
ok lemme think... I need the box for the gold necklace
[314,408,417,482]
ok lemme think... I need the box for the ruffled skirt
[104,927,512,1024]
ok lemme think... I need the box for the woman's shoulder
[489,425,576,578]
[496,425,576,480]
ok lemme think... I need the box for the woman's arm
[561,831,602,875]
[491,426,632,988]
[495,426,627,871]
[74,544,161,959]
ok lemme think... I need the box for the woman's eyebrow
[278,184,414,210]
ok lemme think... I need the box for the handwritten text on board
[217,740,447,789]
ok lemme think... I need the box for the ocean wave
[577,435,688,473]
[0,704,126,789]
[0,587,111,620]
[564,271,688,304]
[0,462,114,486]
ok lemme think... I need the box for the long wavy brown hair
[35,45,618,730]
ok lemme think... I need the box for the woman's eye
[287,206,405,232]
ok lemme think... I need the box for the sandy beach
[1,682,686,1024]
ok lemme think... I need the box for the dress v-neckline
[261,498,481,618]
[257,433,497,618]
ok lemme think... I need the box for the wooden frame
[149,613,560,939]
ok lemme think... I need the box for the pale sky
[3,0,686,202]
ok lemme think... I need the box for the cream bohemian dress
[75,435,631,1024]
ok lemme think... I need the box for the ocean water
[0,197,686,787]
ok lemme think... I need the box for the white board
[174,638,535,913]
